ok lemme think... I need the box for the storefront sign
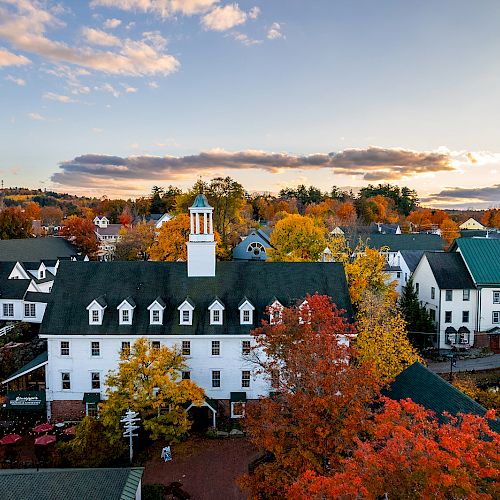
[6,391,45,411]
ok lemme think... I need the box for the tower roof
[190,194,212,209]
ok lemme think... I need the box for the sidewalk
[427,354,500,374]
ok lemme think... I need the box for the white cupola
[187,193,216,277]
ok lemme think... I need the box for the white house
[38,194,353,425]
[93,216,123,261]
[459,218,485,231]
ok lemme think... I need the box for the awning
[2,352,48,385]
[230,392,247,403]
[6,390,45,411]
[83,392,101,404]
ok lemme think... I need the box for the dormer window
[269,299,283,325]
[178,298,195,326]
[208,298,225,326]
[86,296,107,325]
[117,297,136,325]
[238,298,255,325]
[147,297,166,325]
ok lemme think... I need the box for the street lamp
[445,353,457,381]
[121,409,140,464]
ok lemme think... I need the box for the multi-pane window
[24,303,36,317]
[182,340,191,356]
[231,402,245,418]
[152,310,160,323]
[91,310,99,323]
[429,309,436,322]
[212,310,221,324]
[431,287,435,300]
[122,310,129,323]
[152,341,160,350]
[182,310,190,323]
[91,341,100,357]
[445,311,452,323]
[3,304,14,317]
[445,290,453,301]
[60,341,70,356]
[463,289,470,301]
[211,341,220,356]
[242,340,251,355]
[61,372,71,390]
[462,311,469,323]
[494,291,500,304]
[86,403,98,417]
[212,370,221,388]
[182,371,191,380]
[91,372,100,390]
[121,341,131,355]
[243,310,250,323]
[493,311,500,324]
[242,370,251,388]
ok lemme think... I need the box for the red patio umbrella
[62,426,76,436]
[0,434,22,445]
[33,423,54,434]
[35,434,56,446]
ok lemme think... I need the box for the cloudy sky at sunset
[1,0,500,208]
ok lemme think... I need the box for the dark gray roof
[24,292,51,303]
[0,237,78,261]
[363,233,445,252]
[425,252,475,289]
[384,362,500,432]
[459,229,500,239]
[0,468,144,500]
[41,261,353,336]
[0,262,30,299]
[95,224,122,236]
[2,351,48,384]
[400,250,425,272]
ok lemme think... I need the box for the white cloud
[0,2,180,76]
[248,6,260,20]
[43,91,75,103]
[0,46,31,67]
[202,4,247,31]
[28,112,44,121]
[121,83,138,93]
[267,22,283,40]
[82,27,121,47]
[148,81,159,88]
[230,32,262,46]
[95,82,121,97]
[103,18,121,29]
[90,0,219,17]
[5,74,26,85]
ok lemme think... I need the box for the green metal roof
[230,392,247,402]
[191,193,212,209]
[83,392,101,404]
[2,352,48,385]
[452,238,500,285]
[0,468,144,500]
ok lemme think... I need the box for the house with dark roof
[0,237,79,262]
[39,195,353,423]
[412,252,476,349]
[232,228,272,261]
[132,212,173,229]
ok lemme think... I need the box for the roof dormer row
[85,296,285,327]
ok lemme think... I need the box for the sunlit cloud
[28,112,45,120]
[5,74,26,85]
[201,4,247,31]
[267,22,283,40]
[43,91,76,103]
[0,46,31,67]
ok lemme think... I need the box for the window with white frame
[463,289,470,301]
[494,291,500,304]
[242,340,251,355]
[445,311,452,323]
[152,309,160,323]
[91,341,100,357]
[239,300,255,325]
[86,403,98,417]
[121,309,130,324]
[212,370,220,388]
[211,340,220,356]
[231,402,245,418]
[242,370,251,388]
[269,301,283,325]
[445,290,453,301]
[462,311,470,323]
[61,372,71,390]
[151,341,160,350]
[3,303,14,317]
[60,341,70,356]
[493,311,500,324]
[182,371,191,380]
[182,310,190,323]
[91,309,100,324]
[431,287,435,300]
[178,300,194,325]
[121,341,130,355]
[182,340,191,356]
[24,303,36,317]
[209,300,224,325]
[91,372,100,390]
[247,241,266,257]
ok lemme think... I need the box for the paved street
[427,354,500,374]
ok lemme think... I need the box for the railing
[0,324,16,337]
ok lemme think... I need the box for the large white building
[39,195,353,424]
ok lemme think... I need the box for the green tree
[114,222,156,261]
[99,337,204,443]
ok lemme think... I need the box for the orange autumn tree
[241,294,381,498]
[289,398,500,500]
[60,215,99,257]
[440,218,460,247]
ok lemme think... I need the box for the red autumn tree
[60,215,99,258]
[119,210,133,227]
[240,294,381,498]
[289,398,499,500]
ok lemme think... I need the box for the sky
[1,0,500,208]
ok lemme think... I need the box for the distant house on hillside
[132,213,173,229]
[93,216,122,261]
[459,218,485,230]
[232,228,272,261]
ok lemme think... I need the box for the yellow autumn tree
[440,218,460,247]
[355,291,421,382]
[99,337,204,443]
[269,214,327,262]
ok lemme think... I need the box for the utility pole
[121,409,140,464]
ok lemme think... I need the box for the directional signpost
[121,409,140,464]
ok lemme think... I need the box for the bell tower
[187,194,216,277]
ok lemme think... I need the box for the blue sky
[1,0,500,207]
